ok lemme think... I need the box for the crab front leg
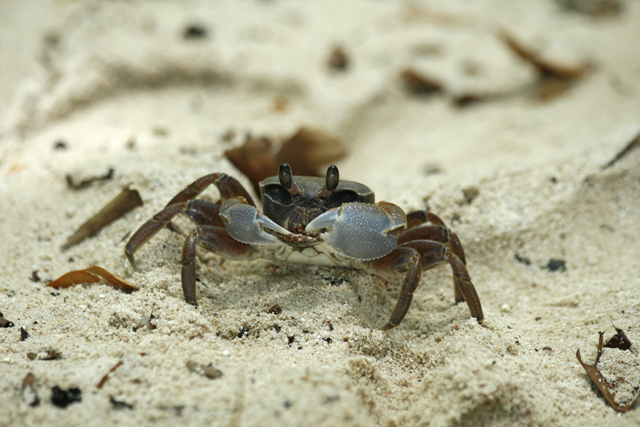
[182,197,292,305]
[181,226,253,305]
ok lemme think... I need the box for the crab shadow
[190,255,466,333]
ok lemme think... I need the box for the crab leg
[368,247,422,330]
[400,240,483,323]
[182,226,253,305]
[421,212,466,264]
[182,198,292,305]
[126,200,223,271]
[162,172,254,233]
[398,224,466,265]
[406,210,428,229]
[166,173,255,207]
[399,213,468,302]
[125,172,253,270]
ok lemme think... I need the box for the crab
[125,164,483,330]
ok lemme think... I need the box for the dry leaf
[602,132,640,170]
[0,314,14,328]
[576,330,640,412]
[400,68,443,95]
[500,31,589,99]
[605,326,633,351]
[97,361,123,389]
[47,266,138,293]
[328,46,349,71]
[66,168,114,190]
[225,128,346,196]
[275,127,346,177]
[21,373,40,407]
[186,361,223,379]
[224,137,277,195]
[62,188,143,250]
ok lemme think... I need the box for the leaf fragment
[275,127,346,177]
[0,315,14,328]
[186,361,223,379]
[21,373,40,407]
[605,326,633,351]
[62,188,143,250]
[47,266,138,293]
[602,132,640,170]
[576,330,640,412]
[224,127,346,195]
[97,361,123,389]
[400,68,443,95]
[66,168,114,190]
[224,137,277,195]
[500,31,589,100]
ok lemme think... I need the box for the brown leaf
[500,32,588,79]
[605,326,633,351]
[97,361,123,389]
[186,361,223,379]
[0,315,14,328]
[400,68,444,95]
[21,373,35,391]
[267,304,282,315]
[328,46,349,71]
[66,168,115,191]
[576,331,640,412]
[500,31,589,100]
[224,137,278,196]
[602,132,640,170]
[47,266,138,293]
[224,128,346,196]
[275,127,346,177]
[62,188,143,250]
[21,373,40,407]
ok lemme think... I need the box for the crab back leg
[399,213,467,302]
[166,172,255,207]
[125,173,253,270]
[163,172,255,233]
[126,200,223,271]
[181,225,253,305]
[406,210,428,229]
[400,239,483,323]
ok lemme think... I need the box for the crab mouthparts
[286,206,324,230]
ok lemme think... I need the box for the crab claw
[219,197,291,245]
[306,202,407,260]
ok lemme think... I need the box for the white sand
[1,1,639,426]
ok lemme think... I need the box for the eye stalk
[325,165,339,192]
[278,163,294,190]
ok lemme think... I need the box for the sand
[1,1,639,426]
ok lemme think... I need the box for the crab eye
[326,190,358,207]
[264,184,293,205]
[325,165,339,192]
[279,163,293,189]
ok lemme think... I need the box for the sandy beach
[1,1,639,426]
